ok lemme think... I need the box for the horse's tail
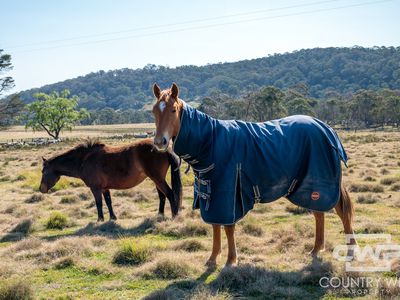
[167,150,182,212]
[339,184,354,225]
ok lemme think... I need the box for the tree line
[18,46,400,111]
[199,85,400,129]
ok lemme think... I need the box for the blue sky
[1,0,399,92]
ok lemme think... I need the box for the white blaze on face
[159,101,166,113]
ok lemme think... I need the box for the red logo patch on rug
[311,192,320,201]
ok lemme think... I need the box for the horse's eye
[172,109,176,113]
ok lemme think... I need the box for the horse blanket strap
[173,101,348,225]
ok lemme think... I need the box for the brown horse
[152,82,356,268]
[39,139,182,221]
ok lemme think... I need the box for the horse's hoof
[110,215,117,221]
[205,259,217,270]
[309,248,325,256]
[97,217,105,222]
[223,261,238,269]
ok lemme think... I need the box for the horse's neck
[175,100,214,158]
[53,152,83,178]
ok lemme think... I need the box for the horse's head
[152,83,182,152]
[39,157,60,193]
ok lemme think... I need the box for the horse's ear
[171,83,179,99]
[42,157,47,162]
[153,83,161,99]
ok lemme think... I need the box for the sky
[1,0,399,93]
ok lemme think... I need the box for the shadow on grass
[0,219,33,242]
[143,257,334,299]
[41,217,156,241]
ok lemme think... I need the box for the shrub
[363,176,376,182]
[390,184,400,192]
[356,194,379,204]
[355,222,384,234]
[112,239,153,265]
[380,168,390,175]
[380,177,399,186]
[46,212,68,229]
[0,176,10,182]
[349,183,384,193]
[0,280,33,300]
[25,193,45,203]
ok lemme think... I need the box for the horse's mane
[77,138,105,150]
[48,138,105,162]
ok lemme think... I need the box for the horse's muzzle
[39,183,48,193]
[153,136,169,152]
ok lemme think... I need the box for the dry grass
[349,183,385,193]
[0,279,33,300]
[357,193,380,204]
[0,129,399,299]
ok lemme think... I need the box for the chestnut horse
[152,83,356,268]
[39,139,182,221]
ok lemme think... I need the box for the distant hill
[19,46,400,110]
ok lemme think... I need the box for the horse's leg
[310,211,325,255]
[156,188,166,215]
[335,195,356,258]
[205,224,221,268]
[103,190,117,220]
[153,179,178,217]
[224,224,237,267]
[90,187,104,222]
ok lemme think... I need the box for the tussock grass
[77,192,91,201]
[355,222,385,234]
[24,193,45,203]
[154,219,209,238]
[114,189,151,202]
[60,195,78,204]
[210,264,317,299]
[46,212,69,229]
[390,183,400,191]
[349,183,384,193]
[0,175,11,182]
[380,168,390,175]
[12,238,42,252]
[241,217,264,237]
[380,177,399,185]
[363,176,376,182]
[285,205,310,215]
[112,239,153,266]
[356,193,380,204]
[174,239,206,252]
[53,256,75,269]
[145,258,193,279]
[0,279,33,300]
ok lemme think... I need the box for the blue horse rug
[173,102,347,225]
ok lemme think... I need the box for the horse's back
[196,114,347,224]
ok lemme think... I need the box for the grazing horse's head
[152,83,182,152]
[39,157,60,193]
